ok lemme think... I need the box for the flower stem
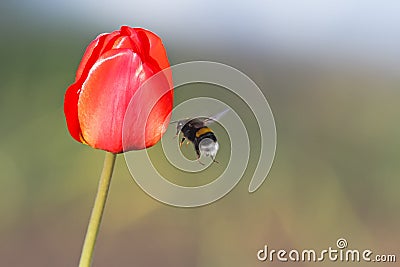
[78,152,117,267]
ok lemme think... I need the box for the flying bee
[171,109,230,164]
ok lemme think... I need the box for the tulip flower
[64,26,173,267]
[64,25,173,153]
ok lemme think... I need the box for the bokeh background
[1,0,399,266]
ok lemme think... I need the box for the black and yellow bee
[171,109,229,164]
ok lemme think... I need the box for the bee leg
[211,156,219,164]
[196,150,205,165]
[179,137,186,147]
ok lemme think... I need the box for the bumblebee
[172,109,229,164]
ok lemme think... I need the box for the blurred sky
[4,0,400,71]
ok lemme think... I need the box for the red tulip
[64,26,173,153]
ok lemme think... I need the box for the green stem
[78,152,117,267]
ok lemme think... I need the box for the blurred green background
[1,1,399,266]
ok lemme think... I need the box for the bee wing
[171,109,230,127]
[170,118,191,135]
[169,119,183,124]
[204,109,230,125]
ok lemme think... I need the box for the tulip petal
[98,31,126,55]
[136,28,170,71]
[66,33,120,144]
[64,82,84,142]
[75,31,123,82]
[77,49,153,153]
[65,26,173,152]
[111,36,137,50]
[121,26,170,71]
[123,62,173,151]
[75,34,106,81]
